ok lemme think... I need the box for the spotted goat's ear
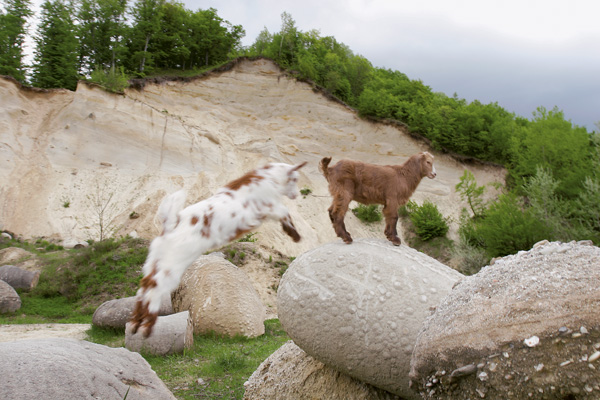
[289,161,307,175]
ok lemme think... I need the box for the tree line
[0,0,244,89]
[1,4,599,263]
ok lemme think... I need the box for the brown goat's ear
[290,161,307,173]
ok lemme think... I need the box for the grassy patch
[0,236,146,322]
[121,320,289,399]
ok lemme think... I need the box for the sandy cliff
[0,58,505,256]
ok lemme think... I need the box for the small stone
[478,371,489,381]
[535,363,544,372]
[580,326,589,334]
[560,360,573,367]
[524,336,540,347]
[589,351,600,363]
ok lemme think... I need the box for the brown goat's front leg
[383,203,401,246]
[328,199,353,244]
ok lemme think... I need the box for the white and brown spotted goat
[130,162,307,337]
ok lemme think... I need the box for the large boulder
[125,311,194,356]
[277,239,463,399]
[0,338,175,399]
[0,279,21,313]
[93,295,173,329]
[172,255,266,337]
[410,240,600,399]
[0,264,40,290]
[244,341,401,400]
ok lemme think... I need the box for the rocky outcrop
[277,239,463,399]
[0,265,40,290]
[409,240,600,399]
[0,279,21,313]
[243,341,402,400]
[92,295,172,329]
[172,255,266,337]
[125,311,194,356]
[0,338,176,399]
[0,59,505,255]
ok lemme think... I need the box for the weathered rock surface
[244,341,402,400]
[0,58,505,255]
[125,311,193,356]
[278,238,463,399]
[172,255,266,337]
[410,240,600,399]
[0,338,175,399]
[0,247,41,271]
[0,279,21,313]
[0,264,40,290]
[92,295,173,329]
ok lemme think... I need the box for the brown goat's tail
[319,157,332,180]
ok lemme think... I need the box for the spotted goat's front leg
[280,213,301,242]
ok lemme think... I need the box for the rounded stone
[409,241,600,399]
[0,279,21,313]
[277,238,463,399]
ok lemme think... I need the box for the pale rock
[244,341,401,400]
[277,238,463,399]
[0,279,21,313]
[410,241,600,399]
[0,338,175,399]
[125,311,193,356]
[172,255,266,338]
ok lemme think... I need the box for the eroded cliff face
[0,58,505,256]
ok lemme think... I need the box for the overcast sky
[191,0,599,132]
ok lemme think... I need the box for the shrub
[473,192,547,258]
[406,200,449,241]
[90,65,129,93]
[352,204,382,223]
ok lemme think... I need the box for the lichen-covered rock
[410,240,600,399]
[0,338,175,399]
[278,239,463,399]
[243,341,401,400]
[172,255,266,337]
[0,279,21,313]
[93,295,172,329]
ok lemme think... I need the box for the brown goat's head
[420,152,437,179]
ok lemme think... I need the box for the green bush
[406,200,449,241]
[352,204,382,223]
[90,65,129,93]
[472,192,547,258]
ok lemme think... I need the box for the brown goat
[320,152,437,245]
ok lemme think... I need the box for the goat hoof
[343,237,353,244]
[390,237,401,246]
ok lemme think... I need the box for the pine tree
[0,0,33,81]
[31,0,79,90]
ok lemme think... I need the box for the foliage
[30,0,79,90]
[0,0,33,81]
[31,237,146,313]
[89,65,129,93]
[451,231,490,275]
[405,200,449,241]
[455,170,487,219]
[352,203,382,223]
[509,107,592,198]
[469,192,548,258]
